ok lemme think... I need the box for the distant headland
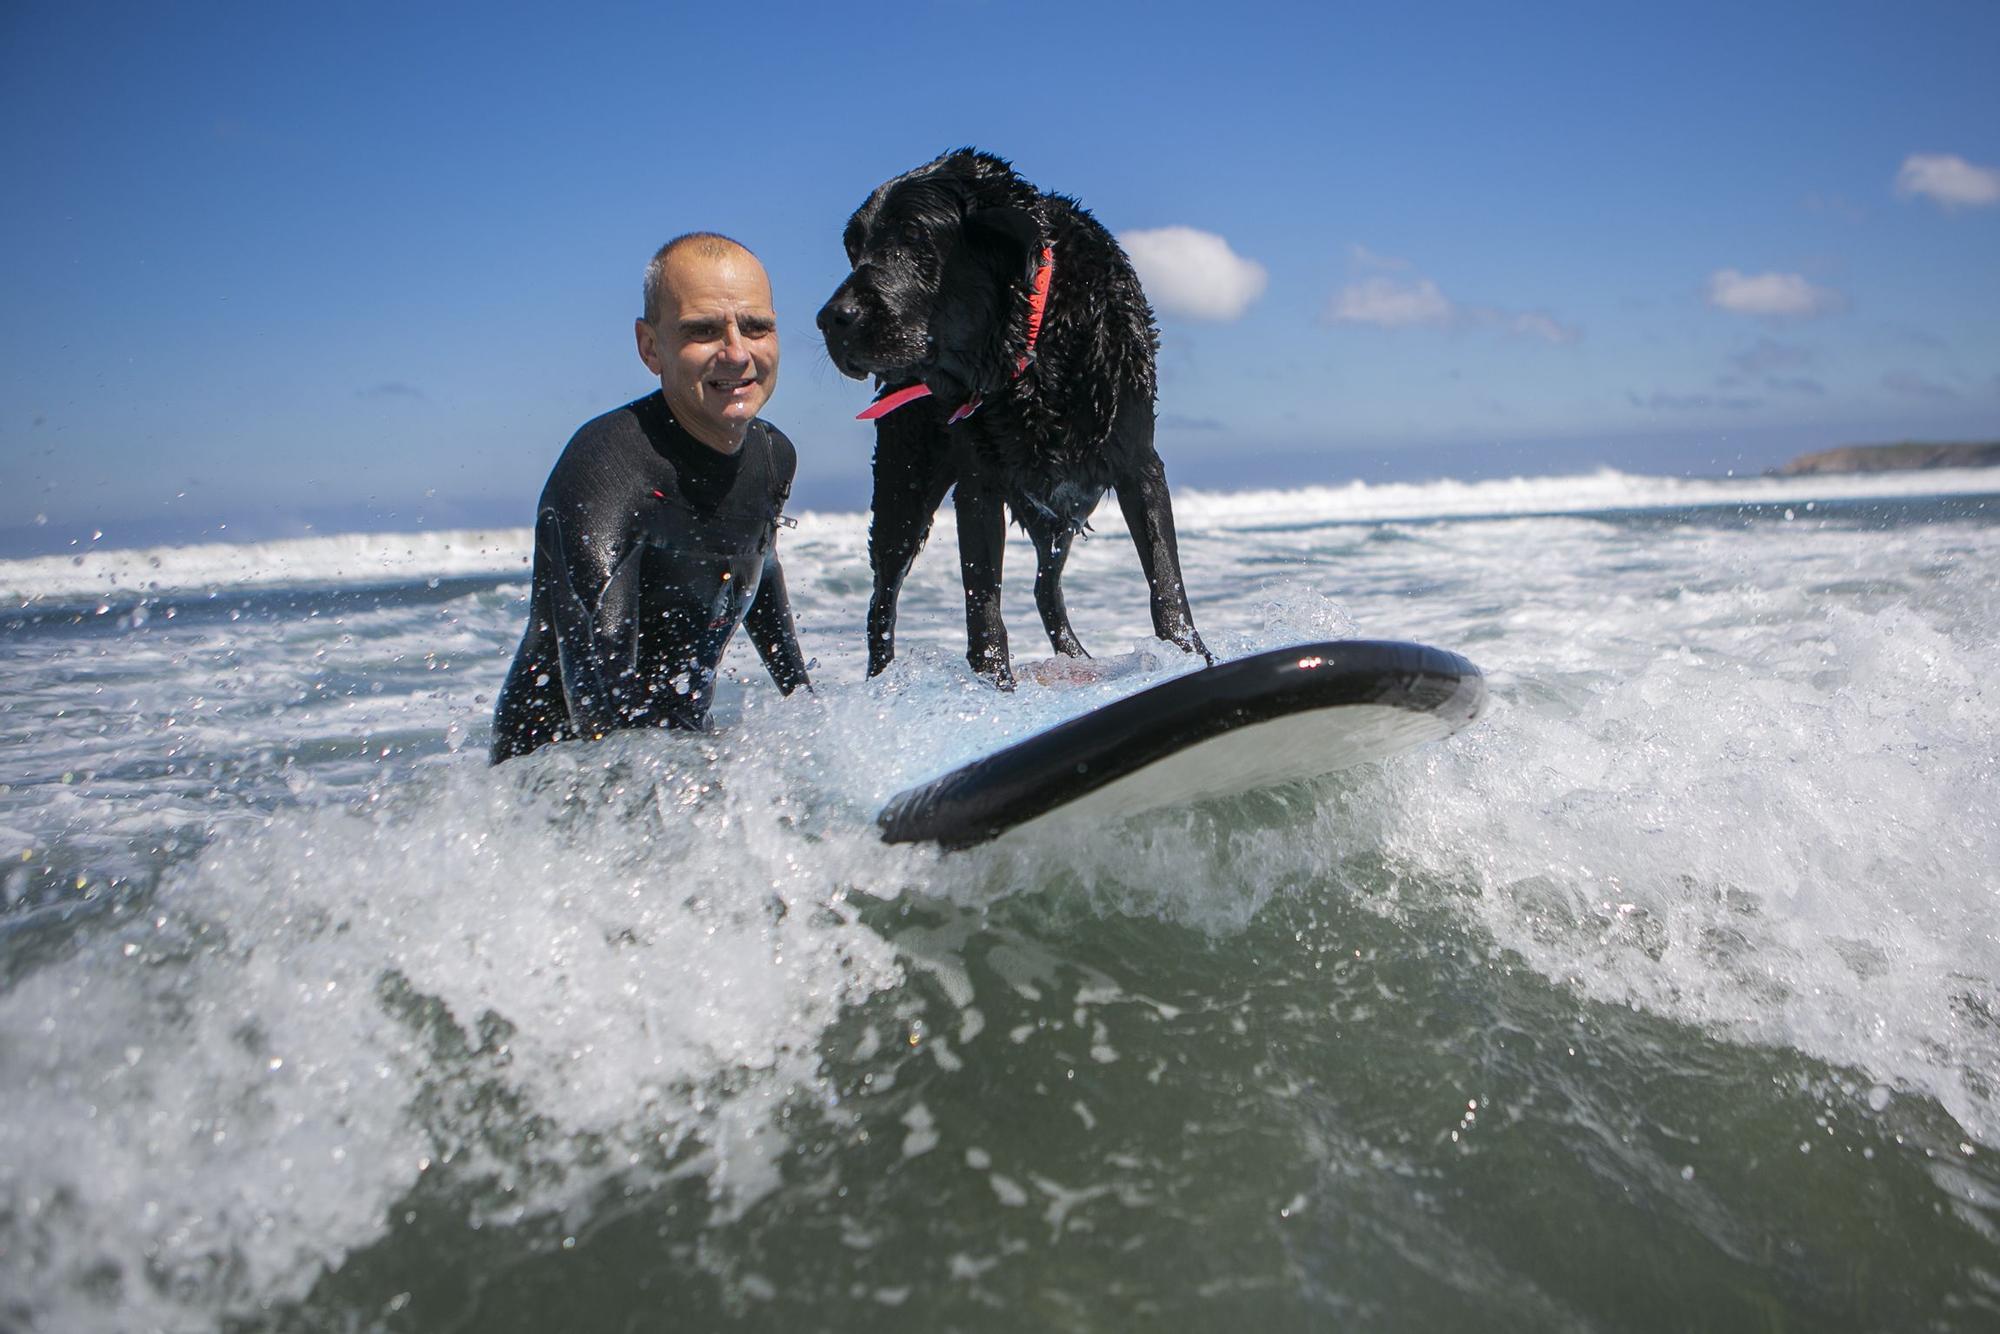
[1770,441,2000,476]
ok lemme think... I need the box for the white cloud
[1346,243,1413,272]
[1894,153,2000,210]
[1631,390,1762,413]
[1119,226,1268,321]
[1503,311,1581,345]
[1328,251,1581,343]
[1329,275,1454,328]
[1705,269,1844,319]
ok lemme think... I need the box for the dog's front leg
[866,408,957,676]
[1114,451,1213,665]
[953,473,1015,688]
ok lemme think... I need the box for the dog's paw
[1177,630,1216,666]
[1019,657,1105,687]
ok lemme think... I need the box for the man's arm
[745,423,810,695]
[745,547,811,695]
[538,503,647,735]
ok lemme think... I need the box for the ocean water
[2,468,1997,1332]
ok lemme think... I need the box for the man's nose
[718,323,753,362]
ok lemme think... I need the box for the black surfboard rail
[878,639,1486,849]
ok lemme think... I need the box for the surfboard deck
[878,639,1487,849]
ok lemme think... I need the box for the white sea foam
[0,727,911,1330]
[5,467,1995,602]
[1171,464,2000,529]
[2,472,1997,1328]
[1312,508,2000,1143]
[0,527,534,605]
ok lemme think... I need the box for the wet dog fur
[816,148,1209,687]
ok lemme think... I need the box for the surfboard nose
[878,640,1487,849]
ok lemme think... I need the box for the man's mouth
[709,377,756,393]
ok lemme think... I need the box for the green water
[10,493,1999,1331]
[256,853,1999,1333]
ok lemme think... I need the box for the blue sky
[3,0,1996,554]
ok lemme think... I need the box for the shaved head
[634,237,778,453]
[643,232,756,325]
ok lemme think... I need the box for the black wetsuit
[490,391,810,762]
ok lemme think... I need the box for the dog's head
[817,149,1046,404]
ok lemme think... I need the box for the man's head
[636,233,778,453]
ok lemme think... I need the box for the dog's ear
[966,205,1042,285]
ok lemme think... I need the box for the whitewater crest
[2,474,1997,1328]
[7,466,1998,603]
[0,733,911,1329]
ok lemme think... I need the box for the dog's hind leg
[953,469,1015,688]
[1114,450,1214,665]
[866,410,957,676]
[1023,512,1088,658]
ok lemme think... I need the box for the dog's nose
[817,297,861,335]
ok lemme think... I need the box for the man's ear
[635,318,664,376]
[966,205,1041,284]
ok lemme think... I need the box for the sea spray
[3,480,1997,1329]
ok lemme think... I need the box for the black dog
[816,148,1210,687]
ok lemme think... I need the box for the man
[491,233,811,762]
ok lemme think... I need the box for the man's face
[636,248,779,452]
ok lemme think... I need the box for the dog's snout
[817,296,862,335]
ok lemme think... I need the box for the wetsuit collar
[857,243,1054,423]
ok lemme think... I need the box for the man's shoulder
[538,395,657,510]
[550,395,655,470]
[754,418,797,474]
[566,395,655,451]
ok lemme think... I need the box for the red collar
[858,244,1054,423]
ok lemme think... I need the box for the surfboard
[878,639,1487,849]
